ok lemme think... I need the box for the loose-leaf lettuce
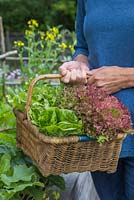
[30,106,83,137]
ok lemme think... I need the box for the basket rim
[14,108,127,145]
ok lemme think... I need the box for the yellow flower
[28,25,33,29]
[18,41,24,47]
[25,30,32,35]
[27,19,39,28]
[69,45,74,52]
[45,31,55,41]
[14,40,24,47]
[32,19,39,27]
[27,20,31,25]
[13,41,17,45]
[59,42,67,49]
[52,27,59,36]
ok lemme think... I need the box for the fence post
[0,16,7,102]
[0,16,6,53]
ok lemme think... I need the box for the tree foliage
[0,0,76,31]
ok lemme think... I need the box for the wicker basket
[14,74,127,176]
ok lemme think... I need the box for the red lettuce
[58,84,132,141]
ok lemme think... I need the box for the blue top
[74,0,134,157]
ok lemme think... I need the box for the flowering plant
[13,19,75,80]
[58,84,132,142]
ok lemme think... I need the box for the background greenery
[0,1,76,199]
[0,0,76,32]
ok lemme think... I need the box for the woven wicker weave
[14,74,127,176]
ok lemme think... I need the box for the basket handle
[25,74,62,120]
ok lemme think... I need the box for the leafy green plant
[8,83,83,137]
[0,130,65,200]
[0,84,66,199]
[0,102,16,131]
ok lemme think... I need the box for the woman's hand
[87,66,127,94]
[59,61,90,83]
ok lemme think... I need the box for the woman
[59,0,134,199]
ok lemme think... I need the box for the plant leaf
[1,165,37,186]
[0,154,11,175]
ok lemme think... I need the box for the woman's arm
[59,0,90,83]
[73,0,89,59]
[123,68,134,88]
[87,66,134,94]
[73,54,89,68]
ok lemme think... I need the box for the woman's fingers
[75,70,87,83]
[61,71,71,83]
[70,69,77,81]
[59,63,68,76]
[59,61,90,83]
[61,69,88,84]
[81,70,88,83]
[69,69,88,83]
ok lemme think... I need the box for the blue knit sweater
[74,0,134,157]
